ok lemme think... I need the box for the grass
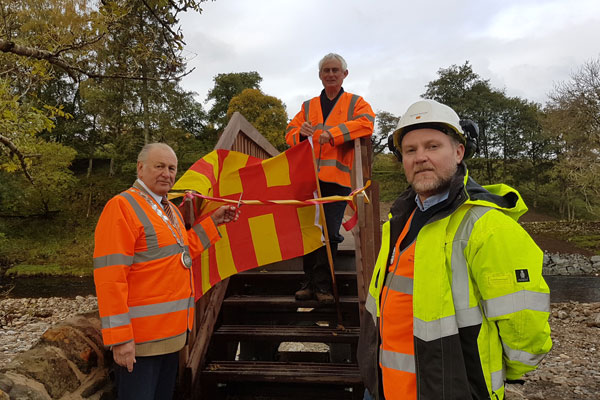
[6,263,92,277]
[567,234,600,255]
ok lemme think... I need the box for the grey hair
[137,143,176,163]
[318,53,347,72]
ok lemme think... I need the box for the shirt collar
[415,190,450,212]
[136,179,164,204]
[320,87,344,101]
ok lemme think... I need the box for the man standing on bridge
[93,143,239,399]
[358,99,552,399]
[286,53,375,303]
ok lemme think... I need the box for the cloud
[178,0,600,118]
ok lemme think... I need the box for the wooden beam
[184,111,282,399]
[215,112,279,156]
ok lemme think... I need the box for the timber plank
[222,294,358,308]
[202,361,362,384]
[213,324,359,343]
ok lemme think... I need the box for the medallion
[181,250,193,269]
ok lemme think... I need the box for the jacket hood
[390,162,528,222]
[464,171,528,221]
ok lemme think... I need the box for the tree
[227,88,288,151]
[545,58,600,218]
[1,0,216,219]
[372,110,398,157]
[423,62,507,182]
[0,0,208,81]
[206,72,263,130]
[0,0,210,180]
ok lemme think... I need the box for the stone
[35,324,100,373]
[33,309,53,318]
[3,346,79,399]
[0,389,8,400]
[81,373,109,398]
[586,313,600,328]
[0,374,13,394]
[7,383,50,400]
[557,310,568,319]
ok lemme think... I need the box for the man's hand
[319,131,334,145]
[211,205,240,225]
[113,341,136,372]
[299,122,315,137]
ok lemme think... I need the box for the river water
[1,275,599,302]
[0,276,96,298]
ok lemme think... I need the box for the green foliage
[373,110,398,157]
[207,72,263,129]
[0,163,133,274]
[6,264,91,277]
[544,58,600,219]
[568,235,600,255]
[372,153,407,202]
[227,88,288,151]
[0,139,77,215]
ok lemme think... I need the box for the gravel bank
[0,295,98,364]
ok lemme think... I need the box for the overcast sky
[178,0,600,120]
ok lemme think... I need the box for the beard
[409,164,457,198]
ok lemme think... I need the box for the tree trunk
[87,158,93,179]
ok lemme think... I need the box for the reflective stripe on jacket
[380,211,417,399]
[285,92,375,187]
[358,166,552,399]
[93,188,220,347]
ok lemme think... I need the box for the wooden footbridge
[178,113,380,399]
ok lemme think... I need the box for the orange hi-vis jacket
[93,186,221,352]
[285,91,375,188]
[380,211,417,399]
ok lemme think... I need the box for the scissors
[236,192,243,208]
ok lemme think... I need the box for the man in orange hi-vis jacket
[93,143,239,400]
[286,53,375,303]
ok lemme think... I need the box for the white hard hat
[392,99,465,150]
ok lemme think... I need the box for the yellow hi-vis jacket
[358,166,552,400]
[285,90,375,188]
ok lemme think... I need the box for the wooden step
[202,361,362,384]
[228,270,358,296]
[209,381,362,400]
[235,270,357,279]
[221,309,360,327]
[213,324,359,343]
[222,294,359,309]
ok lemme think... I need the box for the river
[1,275,599,302]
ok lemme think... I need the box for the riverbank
[0,295,97,365]
[1,296,599,399]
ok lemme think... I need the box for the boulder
[35,325,100,373]
[2,347,78,399]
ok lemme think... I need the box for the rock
[0,373,51,400]
[3,346,79,398]
[6,383,50,400]
[586,313,600,328]
[33,309,53,318]
[557,310,568,319]
[35,324,100,373]
[0,374,13,394]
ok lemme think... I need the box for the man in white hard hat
[357,99,552,399]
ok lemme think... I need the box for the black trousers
[115,351,179,400]
[302,181,351,292]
